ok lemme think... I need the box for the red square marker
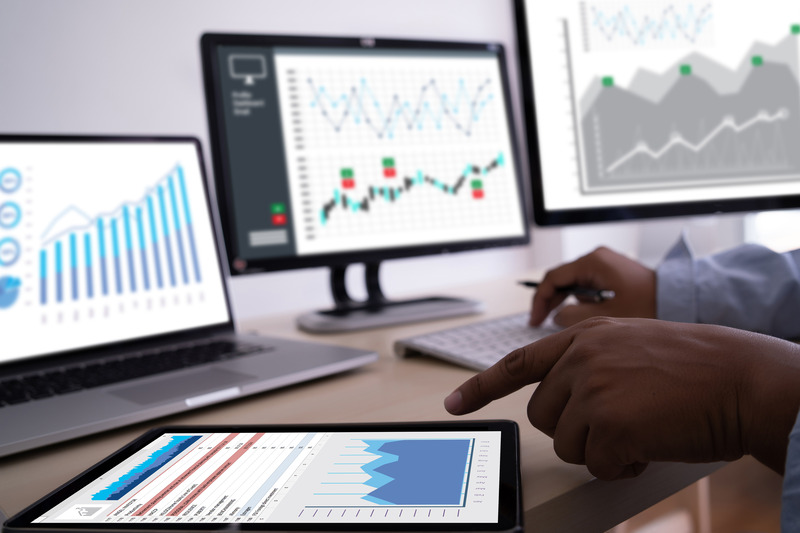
[272,213,287,226]
[342,179,355,189]
[383,168,396,178]
[472,189,484,199]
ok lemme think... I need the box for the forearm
[657,237,800,338]
[739,334,800,473]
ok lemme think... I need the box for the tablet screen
[32,430,502,527]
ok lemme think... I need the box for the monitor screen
[515,0,800,225]
[0,137,231,364]
[201,35,528,274]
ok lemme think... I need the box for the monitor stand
[297,261,483,333]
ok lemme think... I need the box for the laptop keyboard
[0,340,266,407]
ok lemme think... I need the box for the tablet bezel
[3,421,522,533]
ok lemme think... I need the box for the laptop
[0,135,378,459]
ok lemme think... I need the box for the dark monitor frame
[200,33,530,275]
[513,0,800,226]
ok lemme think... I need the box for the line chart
[606,108,791,173]
[306,77,495,139]
[582,1,715,51]
[272,51,524,256]
[318,153,504,227]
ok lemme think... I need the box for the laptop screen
[0,138,231,364]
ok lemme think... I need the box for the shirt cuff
[783,407,800,531]
[656,233,696,323]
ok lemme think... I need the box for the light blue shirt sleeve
[783,408,800,531]
[656,235,800,339]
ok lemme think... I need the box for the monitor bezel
[513,0,800,226]
[200,33,530,275]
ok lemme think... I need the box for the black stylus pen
[518,281,616,302]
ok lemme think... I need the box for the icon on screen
[228,54,267,85]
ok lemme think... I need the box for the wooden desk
[0,275,722,532]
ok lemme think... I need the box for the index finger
[444,327,575,415]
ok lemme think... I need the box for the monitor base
[297,296,484,333]
[296,262,483,333]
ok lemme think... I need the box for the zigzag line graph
[306,77,495,139]
[585,1,714,48]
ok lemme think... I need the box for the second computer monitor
[201,34,528,330]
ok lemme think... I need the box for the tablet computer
[3,421,522,533]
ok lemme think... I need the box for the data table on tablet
[33,430,502,526]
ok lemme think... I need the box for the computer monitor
[515,0,800,226]
[200,34,529,332]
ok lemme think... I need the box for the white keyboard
[394,312,561,371]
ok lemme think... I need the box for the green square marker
[752,55,763,66]
[271,202,286,215]
[340,168,354,178]
[680,64,692,76]
[382,157,395,168]
[602,76,614,87]
[471,179,483,190]
[792,24,800,35]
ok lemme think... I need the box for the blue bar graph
[158,185,177,287]
[111,219,122,295]
[123,206,137,293]
[136,207,150,291]
[40,250,47,305]
[39,165,202,305]
[168,175,189,285]
[70,233,78,301]
[55,241,63,303]
[178,166,201,283]
[146,196,164,289]
[84,233,93,299]
[98,219,108,296]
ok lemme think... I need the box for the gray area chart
[579,34,800,193]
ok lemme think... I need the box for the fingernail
[444,390,463,414]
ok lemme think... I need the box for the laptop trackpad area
[111,368,255,405]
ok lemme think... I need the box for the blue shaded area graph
[38,164,202,305]
[92,435,201,501]
[584,1,714,50]
[307,78,495,139]
[358,439,473,506]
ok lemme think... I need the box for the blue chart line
[92,435,201,501]
[307,78,495,139]
[358,439,473,506]
[38,165,202,305]
[588,2,714,47]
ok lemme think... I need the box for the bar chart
[38,165,202,306]
[0,141,230,363]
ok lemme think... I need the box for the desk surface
[0,275,721,532]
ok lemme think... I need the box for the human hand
[530,247,656,327]
[444,318,800,479]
